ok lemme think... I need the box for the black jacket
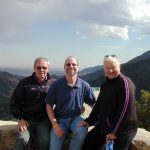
[10,72,55,121]
[86,74,138,136]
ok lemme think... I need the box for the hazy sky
[0,0,150,70]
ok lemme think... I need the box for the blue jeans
[50,115,88,150]
[13,118,51,150]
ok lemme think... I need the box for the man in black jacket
[10,57,55,150]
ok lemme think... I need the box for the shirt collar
[64,76,81,88]
[33,72,50,85]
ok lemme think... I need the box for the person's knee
[38,136,49,145]
[74,127,88,140]
[37,129,50,145]
[13,138,27,150]
[34,136,50,150]
[20,137,29,144]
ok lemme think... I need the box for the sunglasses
[105,55,117,58]
[66,63,77,67]
[36,66,48,70]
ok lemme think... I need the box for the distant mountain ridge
[0,71,22,98]
[78,65,103,76]
[121,53,150,99]
[0,71,22,120]
[127,50,150,64]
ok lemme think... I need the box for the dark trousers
[83,127,137,150]
[13,119,51,150]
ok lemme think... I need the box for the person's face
[104,62,120,79]
[64,57,78,77]
[34,59,49,81]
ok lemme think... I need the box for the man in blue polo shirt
[45,56,96,150]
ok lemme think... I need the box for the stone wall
[0,121,17,150]
[0,120,150,150]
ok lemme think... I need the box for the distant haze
[0,67,65,76]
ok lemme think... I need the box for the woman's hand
[78,121,89,127]
[106,133,116,140]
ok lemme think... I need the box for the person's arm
[10,80,24,120]
[10,79,29,132]
[46,104,58,127]
[46,104,64,137]
[112,76,136,136]
[84,85,96,107]
[79,96,100,127]
[85,93,100,126]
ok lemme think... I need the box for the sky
[0,0,150,71]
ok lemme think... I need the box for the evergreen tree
[136,90,150,131]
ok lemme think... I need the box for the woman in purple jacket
[80,55,138,150]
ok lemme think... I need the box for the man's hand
[53,124,65,138]
[17,119,29,132]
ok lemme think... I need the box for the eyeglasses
[36,66,48,70]
[66,63,77,67]
[105,55,117,58]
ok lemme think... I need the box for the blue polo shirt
[45,77,96,118]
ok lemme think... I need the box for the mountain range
[0,50,150,120]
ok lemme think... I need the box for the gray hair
[64,56,79,65]
[103,55,120,66]
[34,57,50,67]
